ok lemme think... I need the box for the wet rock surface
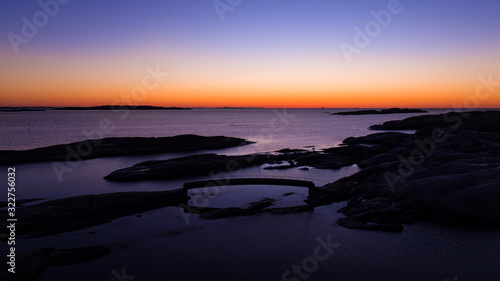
[104,153,277,181]
[104,144,385,181]
[0,189,188,239]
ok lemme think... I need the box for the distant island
[0,105,190,112]
[332,108,427,115]
[54,105,190,110]
[0,107,48,112]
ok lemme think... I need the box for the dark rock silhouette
[0,134,253,164]
[370,110,500,132]
[104,153,275,181]
[0,189,188,238]
[104,145,386,181]
[318,110,500,230]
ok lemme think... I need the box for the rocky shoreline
[319,110,500,230]
[2,110,499,280]
[4,111,499,232]
[104,110,500,230]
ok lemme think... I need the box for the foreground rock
[318,110,500,231]
[104,153,278,181]
[0,134,253,164]
[104,144,386,181]
[370,110,500,132]
[332,108,427,115]
[0,189,188,238]
[0,245,111,281]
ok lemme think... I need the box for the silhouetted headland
[0,135,252,164]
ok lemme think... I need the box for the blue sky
[1,0,500,107]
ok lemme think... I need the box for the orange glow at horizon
[1,47,499,108]
[3,81,499,109]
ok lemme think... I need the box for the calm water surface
[1,108,449,199]
[1,108,499,281]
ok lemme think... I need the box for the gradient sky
[1,0,500,108]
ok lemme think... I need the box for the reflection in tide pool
[188,185,309,209]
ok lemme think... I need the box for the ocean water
[2,108,500,281]
[0,108,450,151]
[0,108,449,200]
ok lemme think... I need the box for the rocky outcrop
[332,108,427,115]
[104,153,276,181]
[370,110,500,132]
[319,110,500,231]
[0,189,188,238]
[0,134,253,164]
[104,144,386,181]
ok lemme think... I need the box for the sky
[1,0,500,108]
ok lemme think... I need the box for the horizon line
[2,105,500,110]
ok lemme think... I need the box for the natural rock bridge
[183,177,316,190]
[179,177,324,219]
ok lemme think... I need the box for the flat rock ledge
[104,145,389,181]
[0,189,188,239]
[0,134,253,164]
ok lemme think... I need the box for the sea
[0,108,449,199]
[1,108,499,281]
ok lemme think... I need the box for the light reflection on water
[0,108,451,150]
[188,184,309,209]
